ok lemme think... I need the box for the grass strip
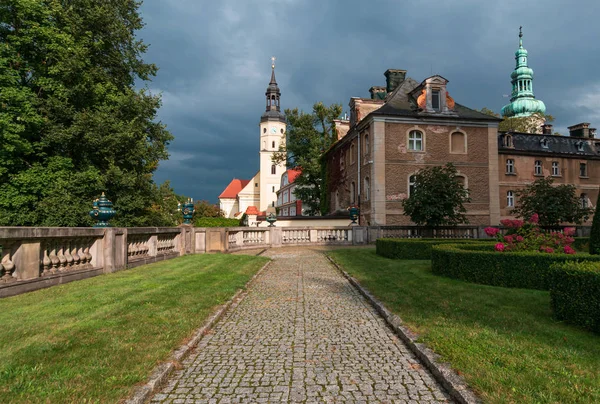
[0,253,268,403]
[328,248,600,404]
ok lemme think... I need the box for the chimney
[541,124,553,135]
[589,128,597,138]
[568,122,590,138]
[369,86,386,100]
[384,69,407,93]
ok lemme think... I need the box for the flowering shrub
[486,214,576,254]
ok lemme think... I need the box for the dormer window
[504,134,513,148]
[540,138,549,149]
[431,90,441,111]
[576,141,585,152]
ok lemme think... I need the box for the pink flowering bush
[485,213,576,254]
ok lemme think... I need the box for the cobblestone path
[152,248,452,403]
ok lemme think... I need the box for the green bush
[376,238,493,260]
[573,237,590,252]
[550,261,600,334]
[194,217,241,227]
[431,243,600,290]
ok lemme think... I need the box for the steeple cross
[271,56,276,69]
[519,26,523,38]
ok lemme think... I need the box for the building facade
[275,168,303,217]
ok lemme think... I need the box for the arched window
[263,128,266,134]
[540,138,549,148]
[507,191,514,208]
[271,165,276,175]
[504,134,513,148]
[350,182,356,204]
[408,130,423,151]
[580,193,588,209]
[272,141,276,149]
[364,177,370,201]
[409,175,416,196]
[450,132,466,153]
[364,134,370,155]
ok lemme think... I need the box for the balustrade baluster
[57,246,67,271]
[71,240,81,270]
[41,241,51,276]
[64,239,74,270]
[1,242,15,282]
[83,240,93,268]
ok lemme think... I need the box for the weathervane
[271,56,276,69]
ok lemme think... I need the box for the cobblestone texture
[153,248,452,403]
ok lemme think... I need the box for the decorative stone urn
[89,193,116,227]
[348,205,359,225]
[178,198,195,225]
[266,212,277,227]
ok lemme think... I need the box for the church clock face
[270,127,277,133]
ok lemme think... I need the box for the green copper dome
[501,27,546,118]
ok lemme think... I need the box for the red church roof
[287,168,302,184]
[219,179,250,199]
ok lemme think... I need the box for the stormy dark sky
[138,0,600,203]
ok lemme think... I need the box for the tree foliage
[477,108,555,133]
[513,177,591,226]
[401,163,471,227]
[589,193,600,255]
[272,102,342,215]
[193,200,224,218]
[0,0,174,226]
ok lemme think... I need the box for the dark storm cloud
[138,0,600,202]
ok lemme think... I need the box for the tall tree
[402,163,471,227]
[513,177,591,226]
[0,0,173,226]
[272,102,342,215]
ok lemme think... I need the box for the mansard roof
[498,132,600,158]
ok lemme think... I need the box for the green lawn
[328,248,600,404]
[0,254,268,403]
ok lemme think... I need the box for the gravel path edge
[125,259,273,404]
[325,254,482,404]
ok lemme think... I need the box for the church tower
[501,27,546,119]
[258,57,287,211]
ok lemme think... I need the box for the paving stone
[152,248,453,403]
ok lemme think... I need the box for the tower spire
[261,56,285,123]
[501,27,546,120]
[270,56,277,85]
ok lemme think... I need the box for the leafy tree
[0,0,173,226]
[513,177,591,226]
[193,200,224,218]
[401,163,471,227]
[477,108,555,133]
[272,102,342,215]
[589,193,600,255]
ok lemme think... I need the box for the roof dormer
[409,75,457,116]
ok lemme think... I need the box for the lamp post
[178,198,195,225]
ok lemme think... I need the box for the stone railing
[0,227,186,298]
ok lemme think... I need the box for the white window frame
[580,162,588,177]
[506,159,515,174]
[408,130,423,151]
[552,161,560,176]
[408,175,416,196]
[534,160,542,175]
[507,191,514,208]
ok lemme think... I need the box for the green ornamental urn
[178,198,195,225]
[348,205,359,225]
[266,212,277,227]
[89,193,116,227]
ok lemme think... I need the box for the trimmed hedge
[431,243,600,290]
[549,261,600,334]
[572,237,590,253]
[376,238,493,260]
[194,217,241,227]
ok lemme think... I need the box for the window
[350,143,355,164]
[271,165,276,175]
[263,128,266,133]
[364,177,370,201]
[290,190,296,202]
[580,163,588,177]
[504,134,513,148]
[432,90,440,110]
[281,128,284,134]
[506,159,515,174]
[534,160,542,175]
[577,141,585,152]
[507,191,514,208]
[540,138,549,148]
[409,175,416,196]
[408,130,423,151]
[272,201,275,207]
[283,207,289,216]
[272,141,275,149]
[290,206,296,216]
[364,134,370,155]
[552,161,560,176]
[350,182,356,204]
[455,175,466,189]
[580,193,588,209]
[450,132,466,153]
[272,186,275,192]
[283,191,289,203]
[340,153,345,170]
[255,183,258,187]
